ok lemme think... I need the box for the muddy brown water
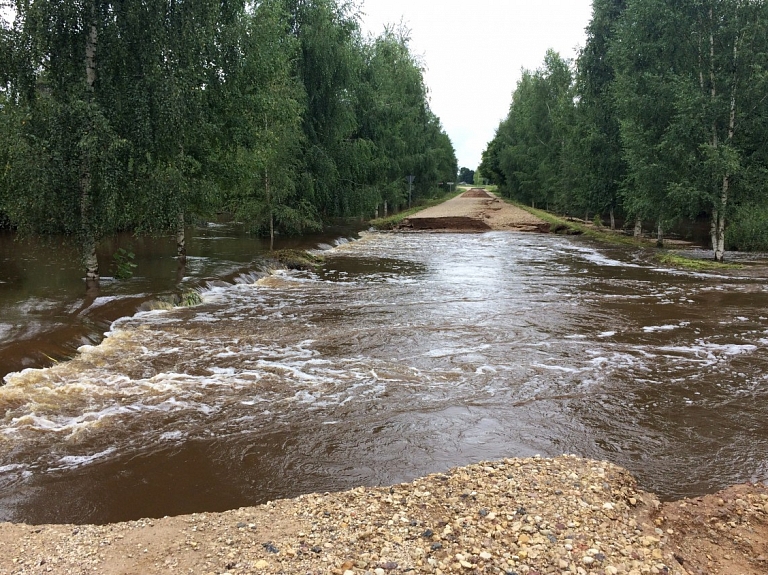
[1,229,767,525]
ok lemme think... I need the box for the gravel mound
[2,455,749,575]
[401,194,549,233]
[461,189,493,198]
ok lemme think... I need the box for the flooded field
[1,230,767,524]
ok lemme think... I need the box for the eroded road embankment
[400,188,550,233]
[1,456,766,574]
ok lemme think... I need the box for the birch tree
[611,0,768,260]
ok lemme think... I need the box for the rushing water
[1,230,767,525]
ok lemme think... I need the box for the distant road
[400,188,550,233]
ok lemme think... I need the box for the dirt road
[401,189,550,233]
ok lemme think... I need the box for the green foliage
[112,247,137,280]
[483,50,575,211]
[726,205,768,252]
[0,0,458,274]
[179,290,203,307]
[459,167,475,184]
[480,0,768,257]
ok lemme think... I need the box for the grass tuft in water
[656,252,743,271]
[144,289,204,311]
[270,249,324,271]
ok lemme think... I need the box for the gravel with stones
[0,455,764,574]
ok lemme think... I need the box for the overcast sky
[359,0,594,171]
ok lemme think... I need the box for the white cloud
[359,0,593,169]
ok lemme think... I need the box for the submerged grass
[505,196,744,271]
[145,289,204,311]
[270,249,324,271]
[656,252,743,271]
[513,202,640,246]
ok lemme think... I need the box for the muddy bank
[0,456,765,574]
[400,189,550,233]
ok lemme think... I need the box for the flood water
[1,229,767,525]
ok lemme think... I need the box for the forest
[480,0,768,261]
[0,0,458,280]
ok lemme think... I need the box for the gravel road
[401,189,549,233]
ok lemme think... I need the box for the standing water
[1,230,767,524]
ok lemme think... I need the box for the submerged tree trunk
[712,183,728,262]
[269,213,274,251]
[656,220,664,248]
[265,165,274,251]
[634,218,642,239]
[81,220,99,283]
[176,211,186,262]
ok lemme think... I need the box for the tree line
[0,0,458,281]
[480,0,768,261]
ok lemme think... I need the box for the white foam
[475,365,498,374]
[643,325,679,333]
[598,331,616,338]
[58,447,117,468]
[533,363,582,374]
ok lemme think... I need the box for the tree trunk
[656,220,664,248]
[713,182,728,262]
[711,37,739,263]
[82,227,99,283]
[81,9,98,286]
[384,201,388,217]
[634,218,642,239]
[375,205,379,219]
[609,207,615,230]
[176,211,186,262]
[710,208,719,259]
[269,212,274,252]
[176,258,186,285]
[85,22,97,89]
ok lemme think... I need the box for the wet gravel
[0,455,714,574]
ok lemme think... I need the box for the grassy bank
[507,198,743,270]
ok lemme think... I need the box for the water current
[1,230,767,525]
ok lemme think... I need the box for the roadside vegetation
[480,0,768,263]
[511,198,743,270]
[655,253,743,271]
[0,0,457,283]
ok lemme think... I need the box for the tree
[611,0,768,259]
[221,0,311,249]
[483,50,575,211]
[459,167,475,184]
[571,0,627,229]
[3,1,130,283]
